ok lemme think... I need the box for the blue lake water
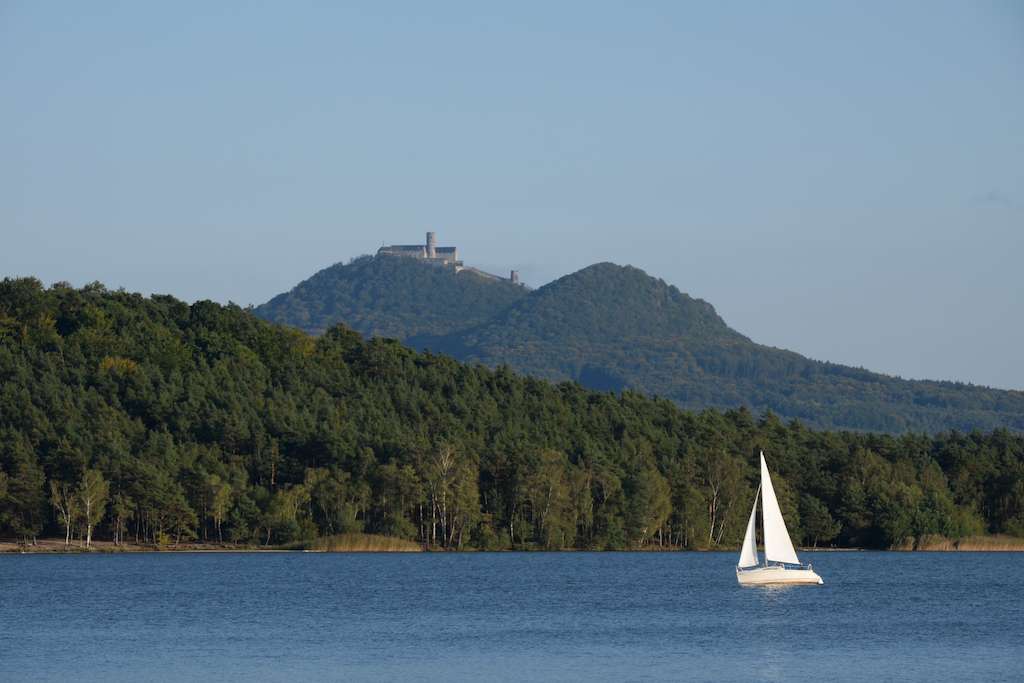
[1,551,1021,681]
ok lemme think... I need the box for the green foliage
[254,255,527,338]
[799,495,839,547]
[1,278,1023,551]
[79,468,109,546]
[624,464,671,546]
[257,257,1024,433]
[415,263,1024,433]
[0,435,46,541]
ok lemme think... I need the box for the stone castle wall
[377,232,520,285]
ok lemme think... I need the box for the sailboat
[736,451,823,586]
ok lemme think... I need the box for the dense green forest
[256,257,1024,433]
[2,278,1023,551]
[255,254,527,338]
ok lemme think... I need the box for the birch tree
[111,493,133,546]
[49,480,77,547]
[424,445,457,546]
[523,450,573,548]
[78,469,109,547]
[624,464,671,547]
[207,474,232,542]
[698,448,746,545]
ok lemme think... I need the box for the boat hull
[736,565,823,586]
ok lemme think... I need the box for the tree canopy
[254,254,527,338]
[255,257,1024,433]
[2,277,1023,550]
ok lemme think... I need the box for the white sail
[738,486,760,568]
[760,452,800,565]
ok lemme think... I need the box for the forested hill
[416,263,1024,432]
[2,277,1023,552]
[254,254,527,338]
[257,258,1024,433]
[411,262,750,387]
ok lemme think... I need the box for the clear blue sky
[2,2,1022,389]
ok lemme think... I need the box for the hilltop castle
[378,232,521,285]
[378,231,460,266]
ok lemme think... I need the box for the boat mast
[759,475,766,568]
[755,483,763,568]
[760,454,769,567]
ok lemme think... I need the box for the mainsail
[759,451,800,565]
[737,486,760,568]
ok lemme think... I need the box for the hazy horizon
[3,2,1022,390]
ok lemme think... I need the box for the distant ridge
[256,256,1024,433]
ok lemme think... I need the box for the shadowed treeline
[1,278,1023,552]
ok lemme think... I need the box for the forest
[255,254,527,339]
[256,256,1024,433]
[2,277,1023,550]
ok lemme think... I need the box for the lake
[0,551,1021,681]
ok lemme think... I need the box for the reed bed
[892,534,1024,551]
[300,533,423,552]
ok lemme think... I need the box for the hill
[2,277,1023,551]
[415,263,1024,432]
[412,262,749,389]
[257,258,1024,433]
[254,254,527,338]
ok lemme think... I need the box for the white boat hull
[736,565,823,586]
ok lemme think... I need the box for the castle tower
[510,270,520,285]
[426,231,437,258]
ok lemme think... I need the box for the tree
[50,480,77,547]
[78,469,109,548]
[698,448,747,546]
[624,464,671,547]
[0,439,46,543]
[166,492,199,547]
[448,457,480,549]
[568,462,593,547]
[522,450,573,548]
[423,445,457,547]
[799,495,839,548]
[261,485,313,545]
[664,458,709,548]
[111,493,134,546]
[2,279,1024,556]
[372,461,423,539]
[308,469,366,536]
[207,474,232,542]
[589,460,626,550]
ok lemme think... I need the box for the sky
[2,2,1022,389]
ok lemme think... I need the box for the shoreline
[4,537,1024,554]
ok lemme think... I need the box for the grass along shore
[0,532,422,554]
[890,534,1024,551]
[5,533,1024,554]
[291,533,422,552]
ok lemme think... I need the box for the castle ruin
[378,231,461,266]
[377,232,522,285]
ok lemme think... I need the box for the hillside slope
[257,259,1024,433]
[254,254,527,338]
[416,263,1024,432]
